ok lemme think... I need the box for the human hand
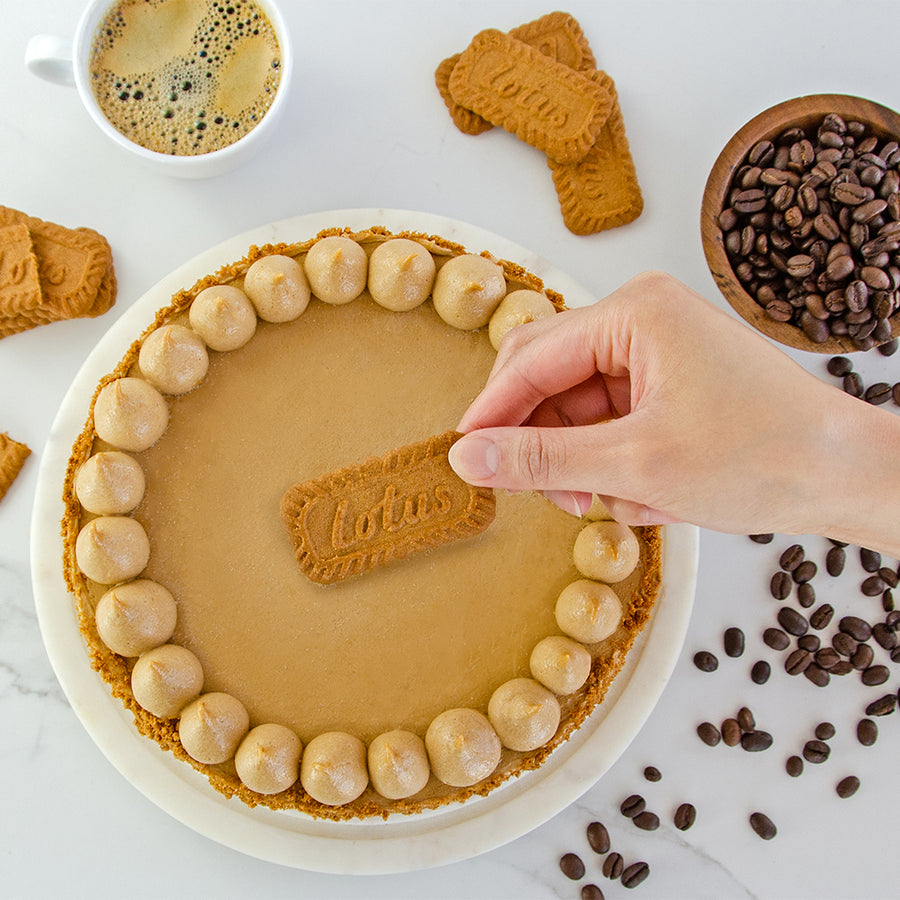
[449,271,900,556]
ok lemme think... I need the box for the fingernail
[544,490,592,517]
[449,436,498,482]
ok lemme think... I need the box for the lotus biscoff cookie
[0,224,42,318]
[448,29,613,165]
[435,12,597,137]
[0,433,31,502]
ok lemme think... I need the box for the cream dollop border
[61,226,661,822]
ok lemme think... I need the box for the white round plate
[31,209,698,874]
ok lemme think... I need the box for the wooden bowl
[701,93,900,353]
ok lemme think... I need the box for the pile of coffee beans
[717,113,900,347]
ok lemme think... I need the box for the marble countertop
[2,2,899,897]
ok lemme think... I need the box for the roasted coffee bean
[693,650,719,672]
[793,560,817,583]
[697,722,721,746]
[865,694,897,717]
[833,181,873,205]
[860,547,882,571]
[764,627,790,650]
[880,567,899,589]
[722,718,742,746]
[778,607,809,636]
[810,603,835,630]
[780,544,805,571]
[798,633,820,652]
[785,648,813,675]
[674,802,696,831]
[851,643,874,670]
[734,189,768,213]
[643,766,662,783]
[749,812,777,840]
[826,355,853,377]
[865,382,893,404]
[620,794,645,818]
[587,821,611,854]
[770,571,792,600]
[751,660,771,684]
[825,545,846,576]
[857,718,878,746]
[836,775,860,799]
[816,647,841,669]
[581,885,605,900]
[602,852,624,880]
[862,575,887,596]
[862,664,890,686]
[805,664,831,687]
[786,755,804,777]
[878,338,899,356]
[803,739,831,763]
[873,623,897,650]
[633,811,660,832]
[840,616,872,641]
[843,372,864,396]
[560,852,586,880]
[883,589,895,612]
[735,707,754,732]
[831,660,854,676]
[750,533,774,543]
[724,627,746,658]
[741,730,773,752]
[621,862,650,889]
[815,721,836,741]
[832,632,858,657]
[796,582,816,608]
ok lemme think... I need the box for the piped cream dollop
[303,237,367,305]
[299,732,369,806]
[93,377,169,452]
[95,579,177,657]
[138,324,209,395]
[131,643,204,718]
[556,579,623,644]
[530,635,592,695]
[367,238,436,311]
[573,521,641,583]
[488,289,556,350]
[178,692,250,765]
[189,284,257,351]
[243,254,311,323]
[487,677,561,752]
[235,723,303,795]
[74,515,150,584]
[74,451,145,515]
[367,730,431,800]
[432,254,507,330]
[424,708,501,787]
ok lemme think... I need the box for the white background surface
[2,2,899,898]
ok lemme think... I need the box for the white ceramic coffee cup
[25,0,292,179]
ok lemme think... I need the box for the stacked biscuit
[435,13,642,235]
[0,206,116,339]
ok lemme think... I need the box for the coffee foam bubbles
[89,0,282,156]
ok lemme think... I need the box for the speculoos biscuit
[0,432,31,501]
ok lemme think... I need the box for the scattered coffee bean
[749,812,777,841]
[827,356,853,376]
[844,372,864,396]
[860,548,882,572]
[751,660,771,684]
[816,647,840,669]
[803,739,831,763]
[780,544,805,571]
[770,571,792,600]
[724,626,746,658]
[560,852,586,880]
[778,607,809,636]
[796,582,816,608]
[840,616,872,641]
[737,707,756,731]
[850,643,874,670]
[873,623,898,650]
[722,718,742,746]
[786,755,804,777]
[814,722,836,741]
[832,632,858,657]
[862,664,890,686]
[793,560,817,584]
[810,603,835,630]
[587,821,611,855]
[764,627,791,650]
[862,575,887,597]
[865,694,897,717]
[674,802,696,831]
[581,884,605,900]
[836,775,861,799]
[865,382,893,404]
[785,648,813,675]
[798,633,821,652]
[883,589,895,612]
[621,862,650,889]
[602,852,624,880]
[693,650,719,672]
[633,811,660,832]
[857,718,878,746]
[804,664,831,687]
[620,794,646,819]
[831,660,854,676]
[697,722,721,746]
[880,567,899,589]
[742,730,774,752]
[643,766,661,783]
[749,533,774,544]
[825,545,846,576]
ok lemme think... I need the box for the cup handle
[25,34,76,86]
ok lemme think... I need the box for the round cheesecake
[61,226,661,820]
